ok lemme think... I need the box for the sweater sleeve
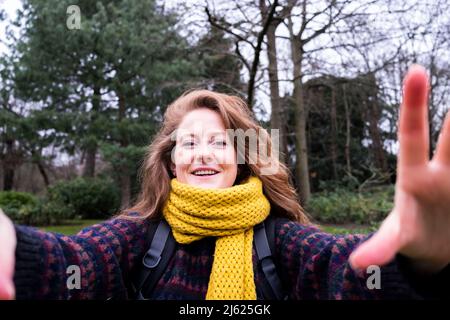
[13,217,149,300]
[275,219,449,300]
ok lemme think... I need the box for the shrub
[39,199,76,225]
[306,186,394,225]
[0,191,38,222]
[47,177,120,219]
[0,191,74,225]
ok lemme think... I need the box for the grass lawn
[39,220,374,235]
[39,219,103,234]
[320,224,374,235]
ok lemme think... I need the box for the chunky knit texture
[163,176,270,300]
[13,216,449,300]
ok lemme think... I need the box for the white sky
[0,0,22,55]
[1,0,449,162]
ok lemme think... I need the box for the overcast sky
[0,0,22,55]
[2,0,450,164]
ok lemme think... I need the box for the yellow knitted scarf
[162,176,271,300]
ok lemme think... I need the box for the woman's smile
[190,167,221,178]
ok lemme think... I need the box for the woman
[0,65,449,300]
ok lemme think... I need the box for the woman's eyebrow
[178,133,197,140]
[208,131,226,137]
[177,131,226,140]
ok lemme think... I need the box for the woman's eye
[182,141,196,147]
[214,140,227,147]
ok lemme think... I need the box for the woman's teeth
[192,170,218,176]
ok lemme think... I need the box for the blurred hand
[0,208,16,300]
[350,65,450,274]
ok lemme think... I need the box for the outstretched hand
[350,65,450,274]
[0,208,16,300]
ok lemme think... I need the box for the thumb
[349,213,402,270]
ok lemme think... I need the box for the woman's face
[171,108,238,189]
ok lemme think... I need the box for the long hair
[122,89,310,224]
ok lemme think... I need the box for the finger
[398,64,430,168]
[433,111,450,165]
[349,214,401,270]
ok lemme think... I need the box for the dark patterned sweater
[13,216,449,300]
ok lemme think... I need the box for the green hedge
[47,177,120,219]
[0,191,72,225]
[306,186,394,225]
[1,177,120,225]
[0,191,39,223]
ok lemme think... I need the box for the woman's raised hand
[0,208,16,300]
[350,65,450,274]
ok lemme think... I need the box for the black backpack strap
[254,217,285,300]
[132,219,176,300]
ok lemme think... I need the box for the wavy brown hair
[122,89,309,224]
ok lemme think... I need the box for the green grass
[39,219,103,235]
[39,219,374,236]
[320,224,374,235]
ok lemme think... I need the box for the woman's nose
[194,143,214,163]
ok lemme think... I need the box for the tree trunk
[36,161,50,187]
[367,83,388,174]
[3,167,14,191]
[330,85,338,180]
[82,144,97,177]
[289,18,311,205]
[266,20,288,165]
[118,94,131,209]
[245,0,278,109]
[3,139,15,191]
[82,85,101,178]
[343,84,352,174]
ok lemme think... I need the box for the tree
[12,0,202,207]
[285,74,385,191]
[196,24,245,94]
[205,0,279,109]
[0,56,54,190]
[284,0,405,204]
[259,0,294,164]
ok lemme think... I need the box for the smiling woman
[125,89,306,223]
[0,67,450,300]
[170,108,238,190]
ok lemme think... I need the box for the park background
[0,0,449,235]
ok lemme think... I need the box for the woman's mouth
[190,169,220,177]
